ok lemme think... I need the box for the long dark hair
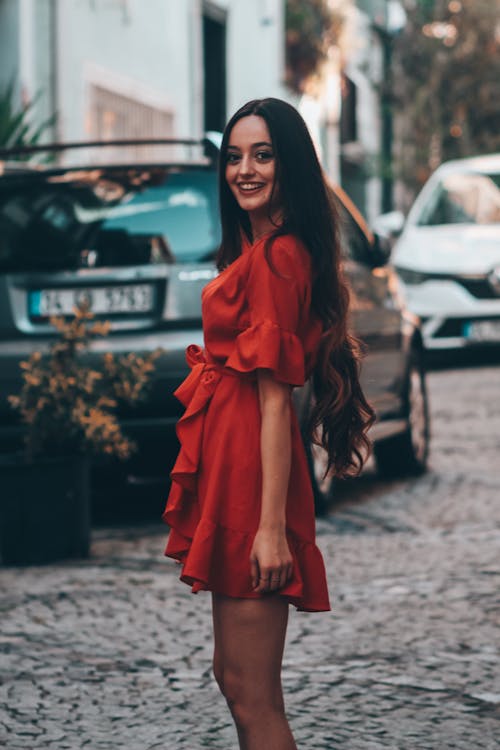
[216,98,375,478]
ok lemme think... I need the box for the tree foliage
[392,0,500,197]
[9,304,162,461]
[285,0,344,93]
[0,78,54,151]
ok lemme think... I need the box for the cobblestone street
[1,363,499,749]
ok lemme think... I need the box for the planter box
[0,455,90,566]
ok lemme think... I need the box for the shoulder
[251,233,312,279]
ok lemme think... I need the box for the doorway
[202,5,226,132]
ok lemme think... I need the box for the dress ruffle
[162,343,222,528]
[225,319,305,386]
[165,517,331,613]
[162,343,330,612]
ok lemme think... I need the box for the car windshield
[416,171,500,226]
[0,167,220,270]
[100,171,220,262]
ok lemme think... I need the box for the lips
[237,182,265,192]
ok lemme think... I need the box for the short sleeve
[225,237,310,386]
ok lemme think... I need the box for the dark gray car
[0,140,430,511]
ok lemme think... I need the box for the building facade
[0,0,287,148]
[337,0,405,220]
[1,0,403,220]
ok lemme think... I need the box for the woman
[162,98,374,749]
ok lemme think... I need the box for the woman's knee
[219,667,284,726]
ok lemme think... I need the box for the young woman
[162,98,374,750]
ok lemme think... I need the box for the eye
[256,151,274,162]
[226,153,240,164]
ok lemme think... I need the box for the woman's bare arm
[250,370,294,593]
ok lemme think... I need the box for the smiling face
[225,115,282,234]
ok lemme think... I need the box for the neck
[249,209,283,242]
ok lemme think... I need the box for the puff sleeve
[225,237,310,386]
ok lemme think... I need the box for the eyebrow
[226,141,273,150]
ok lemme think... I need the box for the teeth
[239,183,263,191]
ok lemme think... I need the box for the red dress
[162,233,331,612]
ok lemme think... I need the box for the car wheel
[306,440,337,516]
[374,348,430,477]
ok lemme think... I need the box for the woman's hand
[250,526,294,593]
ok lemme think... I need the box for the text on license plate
[465,320,500,342]
[29,284,154,317]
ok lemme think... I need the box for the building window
[87,84,174,162]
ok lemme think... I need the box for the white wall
[223,0,288,116]
[54,0,190,141]
[342,4,384,222]
[0,0,20,92]
[12,0,288,145]
[0,0,53,141]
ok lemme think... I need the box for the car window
[0,168,220,270]
[101,172,220,262]
[417,172,500,226]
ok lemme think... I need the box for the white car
[381,154,500,350]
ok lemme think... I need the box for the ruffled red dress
[162,233,331,612]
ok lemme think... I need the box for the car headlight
[395,267,429,285]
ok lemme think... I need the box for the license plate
[465,320,500,342]
[29,284,154,318]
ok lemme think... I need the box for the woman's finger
[277,567,288,590]
[267,568,282,592]
[253,562,293,593]
[250,556,260,589]
[255,567,273,593]
[258,574,271,593]
[280,564,291,589]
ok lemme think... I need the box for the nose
[238,153,255,177]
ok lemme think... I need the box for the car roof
[0,136,220,174]
[433,152,500,177]
[0,161,43,176]
[405,152,500,226]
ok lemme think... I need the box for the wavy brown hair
[216,98,375,478]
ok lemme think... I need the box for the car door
[336,195,407,420]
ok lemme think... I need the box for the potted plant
[1,304,161,566]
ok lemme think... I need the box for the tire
[374,348,430,478]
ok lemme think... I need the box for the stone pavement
[1,364,499,749]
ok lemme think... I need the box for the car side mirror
[373,210,405,238]
[369,233,392,268]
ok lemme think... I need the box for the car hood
[393,225,500,274]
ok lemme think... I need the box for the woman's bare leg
[212,593,297,750]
